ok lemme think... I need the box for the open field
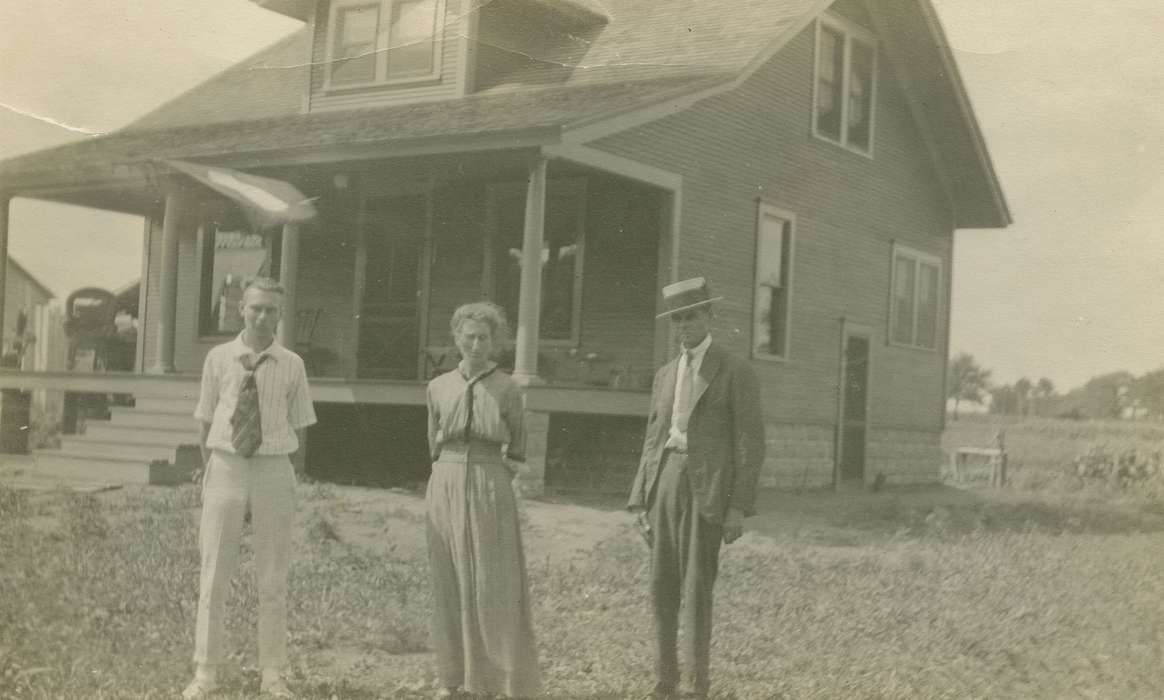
[3,452,1164,700]
[943,413,1164,497]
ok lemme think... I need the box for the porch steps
[58,437,175,462]
[28,396,201,485]
[84,423,200,446]
[108,407,198,431]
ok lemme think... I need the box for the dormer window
[326,0,443,89]
[813,13,877,155]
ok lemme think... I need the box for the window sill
[751,351,790,364]
[810,131,875,160]
[886,340,938,353]
[323,73,442,94]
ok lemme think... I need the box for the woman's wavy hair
[449,302,510,353]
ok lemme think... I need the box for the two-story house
[0,0,1009,493]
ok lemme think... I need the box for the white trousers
[194,450,296,669]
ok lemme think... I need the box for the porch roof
[0,73,725,190]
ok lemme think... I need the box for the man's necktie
[675,350,694,432]
[230,353,269,457]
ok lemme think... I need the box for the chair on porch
[424,345,460,379]
[295,308,324,375]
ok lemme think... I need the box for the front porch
[93,148,679,390]
[0,145,678,494]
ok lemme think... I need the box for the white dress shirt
[194,334,317,456]
[666,334,712,451]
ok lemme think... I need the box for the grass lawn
[3,453,1164,698]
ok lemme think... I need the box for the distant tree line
[946,353,1164,421]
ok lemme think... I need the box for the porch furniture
[294,308,332,376]
[949,431,1007,487]
[425,345,460,379]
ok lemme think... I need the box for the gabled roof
[1,0,1009,227]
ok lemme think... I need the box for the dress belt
[437,439,505,463]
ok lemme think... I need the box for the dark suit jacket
[627,342,766,524]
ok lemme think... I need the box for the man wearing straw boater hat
[628,276,766,699]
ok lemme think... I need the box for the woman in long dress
[425,302,541,698]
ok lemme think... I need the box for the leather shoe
[181,677,219,699]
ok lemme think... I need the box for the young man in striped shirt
[184,277,317,700]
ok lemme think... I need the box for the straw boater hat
[656,277,723,319]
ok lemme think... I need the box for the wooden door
[837,327,871,483]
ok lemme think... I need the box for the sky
[0,0,1161,391]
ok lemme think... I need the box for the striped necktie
[675,350,694,432]
[230,353,269,457]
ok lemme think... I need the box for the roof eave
[0,125,564,195]
[920,0,1012,228]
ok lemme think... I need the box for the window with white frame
[889,243,941,350]
[327,0,443,89]
[198,223,281,336]
[752,205,794,359]
[813,14,877,154]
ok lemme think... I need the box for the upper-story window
[813,14,877,155]
[889,243,941,350]
[326,0,444,89]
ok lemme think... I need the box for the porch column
[149,189,187,374]
[277,222,300,349]
[512,155,547,385]
[0,195,9,353]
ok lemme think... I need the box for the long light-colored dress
[425,362,541,697]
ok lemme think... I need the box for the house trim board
[916,0,1011,225]
[863,5,958,221]
[300,4,317,114]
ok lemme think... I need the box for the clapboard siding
[592,23,954,432]
[308,0,468,112]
